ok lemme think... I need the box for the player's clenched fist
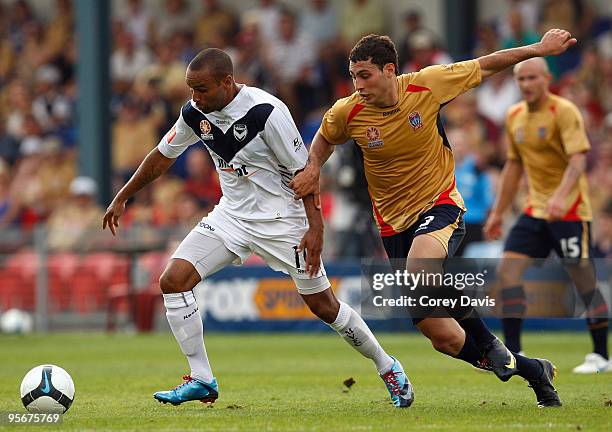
[483,212,503,241]
[538,29,577,56]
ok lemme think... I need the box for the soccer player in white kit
[103,48,413,408]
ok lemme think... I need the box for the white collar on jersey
[190,84,247,118]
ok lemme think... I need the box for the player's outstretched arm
[478,29,577,79]
[290,131,335,203]
[102,148,175,236]
[299,194,324,277]
[484,160,523,240]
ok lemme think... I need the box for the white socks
[163,291,213,383]
[329,302,395,374]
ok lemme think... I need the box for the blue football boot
[380,357,414,408]
[154,375,218,405]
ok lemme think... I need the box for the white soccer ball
[20,365,75,413]
[0,309,33,334]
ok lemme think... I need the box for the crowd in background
[0,0,611,261]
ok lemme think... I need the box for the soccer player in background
[484,57,610,373]
[103,48,414,408]
[290,30,578,407]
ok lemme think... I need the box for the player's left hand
[290,164,321,209]
[538,29,577,56]
[298,226,323,277]
[545,194,566,220]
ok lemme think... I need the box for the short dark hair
[349,34,399,75]
[188,48,233,82]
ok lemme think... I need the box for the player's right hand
[483,212,503,241]
[538,28,577,56]
[102,199,126,236]
[289,164,320,208]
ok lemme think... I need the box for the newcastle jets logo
[200,120,214,140]
[408,111,423,130]
[233,124,248,142]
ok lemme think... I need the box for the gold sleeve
[557,102,590,156]
[318,99,351,145]
[412,60,482,105]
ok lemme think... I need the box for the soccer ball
[0,309,33,334]
[20,365,75,413]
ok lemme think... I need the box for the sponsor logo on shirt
[382,107,400,117]
[293,137,303,152]
[198,222,215,231]
[200,120,214,140]
[215,119,230,125]
[408,111,423,130]
[217,158,250,177]
[233,124,248,141]
[366,126,384,148]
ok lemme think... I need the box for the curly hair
[349,34,399,75]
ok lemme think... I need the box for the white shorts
[171,208,330,295]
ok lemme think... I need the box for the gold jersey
[506,94,592,221]
[319,60,482,236]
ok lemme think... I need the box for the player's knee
[159,270,193,294]
[430,331,464,355]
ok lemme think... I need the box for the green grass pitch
[0,332,610,431]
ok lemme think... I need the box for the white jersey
[157,85,308,221]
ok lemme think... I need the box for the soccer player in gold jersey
[290,29,578,407]
[484,57,610,374]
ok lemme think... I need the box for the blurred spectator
[499,0,539,40]
[444,91,501,166]
[38,0,73,67]
[31,65,73,134]
[233,18,274,91]
[249,0,281,46]
[46,176,104,252]
[0,121,20,166]
[340,0,384,46]
[476,70,521,126]
[3,80,33,140]
[402,30,452,73]
[593,198,612,258]
[448,128,494,256]
[539,0,593,75]
[111,27,153,95]
[195,0,238,49]
[154,0,194,42]
[473,22,500,57]
[397,10,437,67]
[137,40,189,111]
[112,99,158,178]
[266,6,317,124]
[183,148,221,211]
[118,0,153,48]
[501,6,540,49]
[0,159,11,222]
[300,0,338,48]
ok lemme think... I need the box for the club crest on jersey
[200,120,214,140]
[538,126,546,139]
[233,124,248,142]
[366,126,384,148]
[408,111,423,130]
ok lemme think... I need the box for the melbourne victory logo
[233,124,248,142]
